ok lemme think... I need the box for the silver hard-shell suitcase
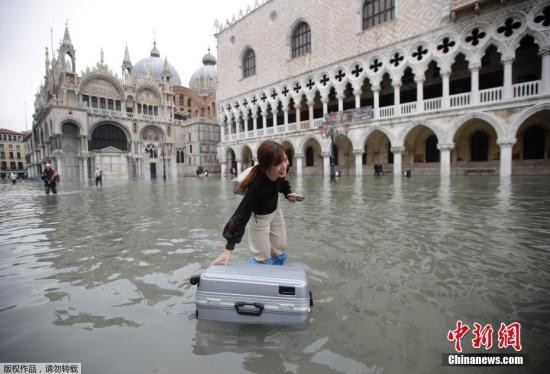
[190,264,312,325]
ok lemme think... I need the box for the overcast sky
[0,0,253,132]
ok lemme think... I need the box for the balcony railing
[513,81,539,98]
[222,80,543,143]
[450,92,471,108]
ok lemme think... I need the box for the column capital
[294,153,304,159]
[353,149,364,155]
[391,81,402,88]
[497,138,516,147]
[501,55,515,64]
[468,62,481,71]
[437,143,455,151]
[321,151,331,157]
[440,69,451,77]
[537,47,550,56]
[371,84,381,92]
[390,146,404,154]
[414,75,425,84]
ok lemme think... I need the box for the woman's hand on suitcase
[212,249,231,266]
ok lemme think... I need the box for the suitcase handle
[234,302,264,316]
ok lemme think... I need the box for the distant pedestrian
[204,169,209,177]
[10,172,17,185]
[41,163,59,194]
[94,167,103,186]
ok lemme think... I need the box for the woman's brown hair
[236,140,286,193]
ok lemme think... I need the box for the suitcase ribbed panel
[195,264,311,325]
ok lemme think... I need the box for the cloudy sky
[0,0,253,132]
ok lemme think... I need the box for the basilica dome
[133,41,181,86]
[189,49,217,97]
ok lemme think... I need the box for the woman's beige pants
[247,206,287,261]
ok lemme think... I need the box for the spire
[162,57,171,75]
[45,46,50,72]
[62,20,73,47]
[150,40,160,57]
[123,44,131,65]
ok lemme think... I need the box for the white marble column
[322,153,330,177]
[437,143,454,177]
[392,81,401,114]
[220,162,227,177]
[503,57,514,100]
[56,158,63,177]
[391,146,403,177]
[253,113,258,135]
[295,154,304,177]
[498,140,515,177]
[295,104,301,124]
[415,76,424,113]
[540,48,550,95]
[354,150,363,176]
[372,85,380,118]
[322,98,328,116]
[308,100,314,128]
[273,107,278,134]
[337,94,344,112]
[237,160,243,174]
[283,106,289,133]
[442,70,450,109]
[470,63,480,105]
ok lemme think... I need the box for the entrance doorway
[150,163,157,178]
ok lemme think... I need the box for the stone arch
[298,134,326,154]
[89,121,130,151]
[241,144,254,168]
[356,126,398,149]
[509,28,547,52]
[509,102,550,139]
[140,125,167,143]
[79,72,125,98]
[478,37,511,60]
[399,121,443,146]
[136,83,162,102]
[447,112,505,144]
[58,117,85,136]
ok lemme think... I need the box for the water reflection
[0,177,549,373]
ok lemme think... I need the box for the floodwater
[0,176,549,374]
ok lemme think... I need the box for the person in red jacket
[41,163,59,194]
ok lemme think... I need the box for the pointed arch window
[291,22,311,58]
[243,48,256,78]
[363,0,395,30]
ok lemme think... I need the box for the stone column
[503,57,514,100]
[442,70,450,109]
[337,94,344,112]
[220,161,227,177]
[372,85,380,118]
[322,97,328,116]
[236,160,243,174]
[470,63,480,105]
[262,109,267,130]
[354,150,363,176]
[498,140,515,177]
[392,81,401,114]
[437,143,454,177]
[353,85,361,109]
[253,113,258,135]
[391,146,404,177]
[322,153,331,177]
[295,103,301,124]
[540,48,550,95]
[295,154,304,177]
[308,99,314,128]
[273,107,278,134]
[56,157,63,177]
[283,104,289,133]
[83,157,89,180]
[415,75,424,113]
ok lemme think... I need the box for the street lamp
[161,144,166,181]
[320,114,342,180]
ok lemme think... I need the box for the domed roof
[133,41,181,86]
[190,49,217,97]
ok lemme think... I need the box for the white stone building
[29,24,219,180]
[215,0,550,177]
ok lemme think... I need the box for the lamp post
[161,144,166,181]
[320,115,341,180]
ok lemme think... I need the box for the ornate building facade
[215,0,550,177]
[29,24,219,180]
[0,129,29,178]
